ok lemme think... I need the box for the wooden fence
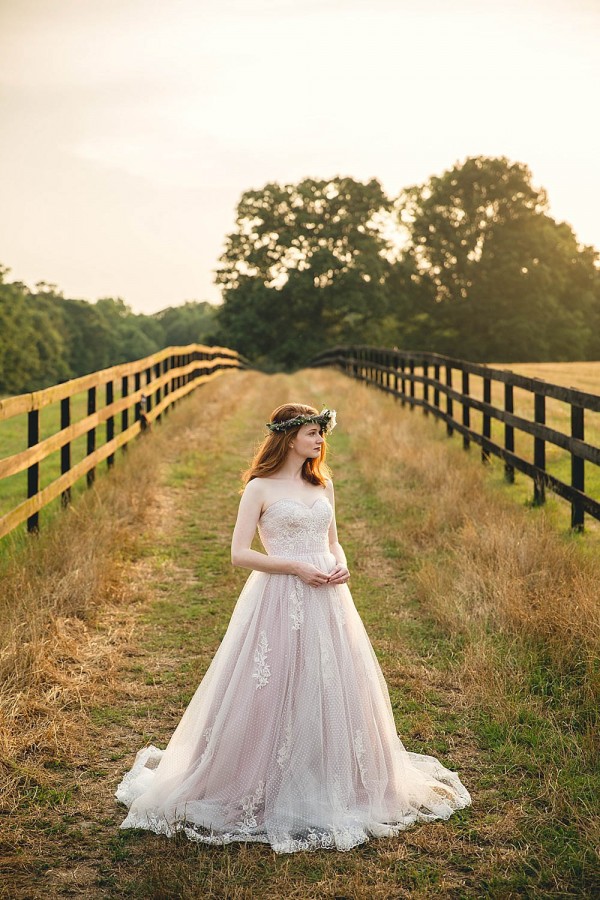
[311,346,600,531]
[0,344,245,539]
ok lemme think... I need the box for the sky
[0,0,599,314]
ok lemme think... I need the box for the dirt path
[2,368,596,899]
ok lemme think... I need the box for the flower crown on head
[266,407,337,435]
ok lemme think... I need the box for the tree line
[2,155,599,394]
[0,269,218,394]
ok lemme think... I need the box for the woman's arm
[231,480,295,574]
[325,480,349,582]
[231,481,330,586]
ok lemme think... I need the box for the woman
[115,403,471,853]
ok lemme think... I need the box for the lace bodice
[257,497,332,557]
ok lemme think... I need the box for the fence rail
[311,346,600,531]
[0,344,245,539]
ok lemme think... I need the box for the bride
[115,403,471,853]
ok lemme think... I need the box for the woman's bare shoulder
[242,477,265,496]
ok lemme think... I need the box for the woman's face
[292,422,325,459]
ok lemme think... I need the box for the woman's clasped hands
[293,560,350,587]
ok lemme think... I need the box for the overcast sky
[0,0,598,314]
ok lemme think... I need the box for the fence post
[482,376,491,463]
[571,404,584,531]
[121,375,129,453]
[134,371,142,422]
[27,408,40,532]
[433,363,440,411]
[409,360,415,409]
[106,380,115,468]
[423,362,429,414]
[87,386,96,487]
[533,391,546,505]
[145,367,153,424]
[399,357,406,407]
[462,370,470,450]
[445,365,454,436]
[162,357,170,415]
[504,382,514,482]
[154,362,162,422]
[60,396,71,506]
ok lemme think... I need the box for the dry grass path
[1,368,598,899]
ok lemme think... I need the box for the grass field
[0,385,127,520]
[1,367,598,898]
[473,362,600,526]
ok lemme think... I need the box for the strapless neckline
[261,496,332,519]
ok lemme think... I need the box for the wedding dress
[115,497,471,853]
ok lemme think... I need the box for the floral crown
[266,407,337,435]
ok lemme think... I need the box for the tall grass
[335,377,599,733]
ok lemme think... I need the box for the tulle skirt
[115,550,471,853]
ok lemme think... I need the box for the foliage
[215,159,600,367]
[153,300,217,348]
[395,156,600,361]
[0,265,218,394]
[215,177,394,368]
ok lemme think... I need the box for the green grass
[0,385,130,524]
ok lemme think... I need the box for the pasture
[0,366,598,898]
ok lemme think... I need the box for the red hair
[241,403,332,489]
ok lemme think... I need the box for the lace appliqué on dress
[331,585,346,627]
[199,724,214,765]
[277,718,292,770]
[237,781,265,834]
[252,631,271,689]
[354,729,368,783]
[290,579,305,630]
[319,632,335,682]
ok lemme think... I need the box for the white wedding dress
[115,497,471,853]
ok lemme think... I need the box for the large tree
[215,177,394,368]
[398,156,548,306]
[394,156,600,361]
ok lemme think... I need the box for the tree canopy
[393,156,600,361]
[215,177,394,368]
[214,159,600,367]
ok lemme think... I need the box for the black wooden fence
[311,346,600,531]
[0,344,246,539]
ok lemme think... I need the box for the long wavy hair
[241,403,332,489]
